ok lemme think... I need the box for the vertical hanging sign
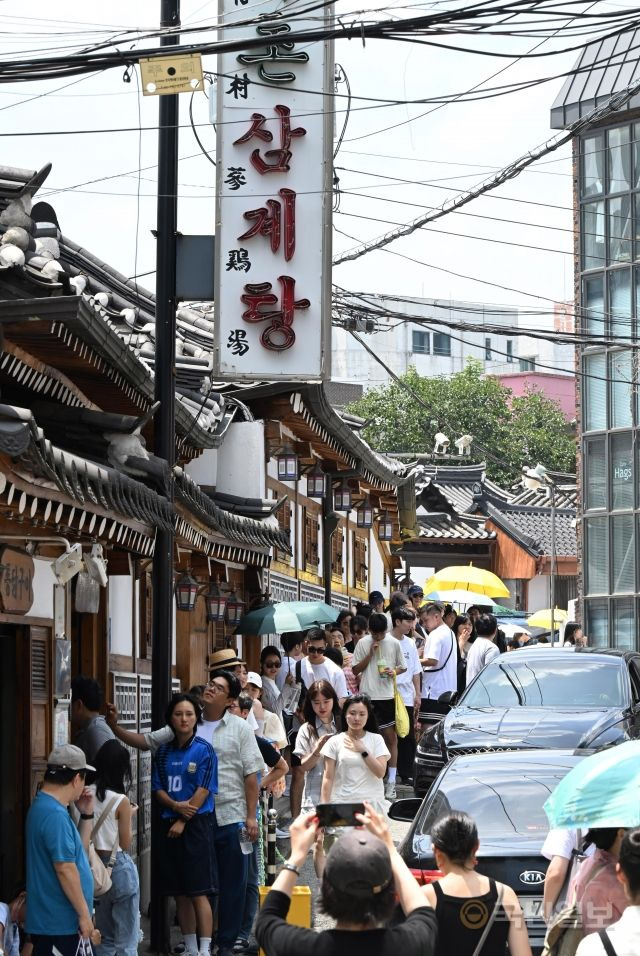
[213,0,333,380]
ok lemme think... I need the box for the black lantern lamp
[306,463,325,498]
[378,511,394,541]
[205,579,227,622]
[356,496,374,529]
[334,479,352,511]
[276,444,299,482]
[226,589,244,625]
[175,570,198,611]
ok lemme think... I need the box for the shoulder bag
[597,930,618,956]
[471,883,503,956]
[393,675,410,738]
[86,796,120,897]
[542,861,609,956]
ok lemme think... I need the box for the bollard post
[266,803,278,886]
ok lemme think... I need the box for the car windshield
[416,761,578,841]
[462,657,627,708]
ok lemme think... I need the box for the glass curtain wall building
[551,33,640,650]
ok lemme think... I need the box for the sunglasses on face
[308,645,325,654]
[264,660,281,668]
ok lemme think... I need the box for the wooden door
[29,625,53,798]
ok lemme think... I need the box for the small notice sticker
[139,53,204,95]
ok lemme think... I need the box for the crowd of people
[5,590,608,956]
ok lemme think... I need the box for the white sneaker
[384,780,397,800]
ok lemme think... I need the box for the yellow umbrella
[423,564,510,599]
[527,608,568,629]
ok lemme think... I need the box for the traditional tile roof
[413,463,513,514]
[415,510,495,541]
[485,502,576,558]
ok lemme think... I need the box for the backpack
[541,861,608,956]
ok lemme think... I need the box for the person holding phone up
[320,695,390,816]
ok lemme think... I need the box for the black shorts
[419,698,450,725]
[159,812,218,897]
[32,936,94,956]
[371,698,396,730]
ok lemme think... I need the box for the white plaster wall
[216,421,265,498]
[368,537,386,593]
[527,574,549,612]
[108,576,133,656]
[184,448,218,487]
[30,557,56,619]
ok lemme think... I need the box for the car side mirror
[438,691,458,706]
[388,797,423,822]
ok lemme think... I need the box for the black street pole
[150,0,180,951]
[322,476,338,604]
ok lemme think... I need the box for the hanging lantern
[226,589,245,624]
[276,444,299,482]
[356,496,374,529]
[306,463,325,498]
[205,579,227,622]
[75,570,100,614]
[334,480,352,511]
[175,570,198,611]
[378,511,394,541]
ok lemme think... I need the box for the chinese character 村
[227,329,250,356]
[234,105,305,175]
[237,24,309,85]
[225,166,247,191]
[226,248,252,272]
[239,188,296,262]
[226,73,251,100]
[241,275,310,351]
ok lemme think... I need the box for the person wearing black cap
[255,803,436,956]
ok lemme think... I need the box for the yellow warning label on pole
[139,53,204,95]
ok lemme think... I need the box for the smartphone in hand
[315,802,366,828]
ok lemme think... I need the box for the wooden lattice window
[353,534,368,589]
[331,527,344,577]
[303,510,319,571]
[275,500,292,562]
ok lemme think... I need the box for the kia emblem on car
[519,870,545,885]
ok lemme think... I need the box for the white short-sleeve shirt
[353,635,405,701]
[300,656,348,700]
[395,636,422,706]
[322,731,390,809]
[465,636,500,685]
[421,624,457,699]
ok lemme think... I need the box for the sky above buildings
[0,1,604,324]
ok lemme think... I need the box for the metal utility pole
[550,485,556,646]
[150,0,180,950]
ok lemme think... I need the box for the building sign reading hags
[213,0,333,380]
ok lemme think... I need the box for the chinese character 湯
[241,275,310,351]
[227,329,250,356]
[234,105,305,175]
[239,188,296,261]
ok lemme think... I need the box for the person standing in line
[351,612,405,800]
[344,615,368,654]
[152,694,218,956]
[452,614,473,695]
[255,804,437,956]
[259,646,285,721]
[368,590,385,614]
[294,681,341,813]
[276,633,305,691]
[71,676,115,764]
[577,827,640,955]
[390,606,422,785]
[87,740,140,956]
[465,613,501,686]
[25,745,97,956]
[421,812,531,956]
[107,671,263,956]
[418,603,457,728]
[335,610,354,646]
[297,628,348,704]
[320,695,390,815]
[569,828,629,934]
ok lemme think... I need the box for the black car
[414,647,640,795]
[391,749,586,954]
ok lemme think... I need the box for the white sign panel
[213,1,333,380]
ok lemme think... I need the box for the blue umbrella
[544,740,640,829]
[234,600,337,635]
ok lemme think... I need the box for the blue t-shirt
[151,733,218,818]
[25,791,94,935]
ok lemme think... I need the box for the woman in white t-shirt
[293,680,342,811]
[320,694,390,815]
[91,739,140,956]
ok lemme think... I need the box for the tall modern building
[552,33,640,648]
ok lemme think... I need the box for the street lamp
[523,464,558,644]
[175,570,198,612]
[356,496,374,529]
[334,480,352,511]
[205,579,227,622]
[226,589,244,625]
[378,511,393,541]
[306,463,325,498]
[276,445,299,482]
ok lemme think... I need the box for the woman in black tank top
[421,812,532,956]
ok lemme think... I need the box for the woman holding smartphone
[320,694,390,815]
[294,681,341,811]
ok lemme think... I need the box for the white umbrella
[500,623,531,638]
[426,589,489,606]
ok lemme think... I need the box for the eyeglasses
[263,660,281,668]
[307,646,325,654]
[207,681,228,693]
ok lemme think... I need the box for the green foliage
[347,359,576,485]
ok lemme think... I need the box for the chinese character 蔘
[241,275,310,351]
[239,188,296,261]
[225,166,247,191]
[234,105,305,175]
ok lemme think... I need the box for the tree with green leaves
[346,359,576,485]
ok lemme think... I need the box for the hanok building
[0,162,410,901]
[401,463,577,610]
[551,33,640,648]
